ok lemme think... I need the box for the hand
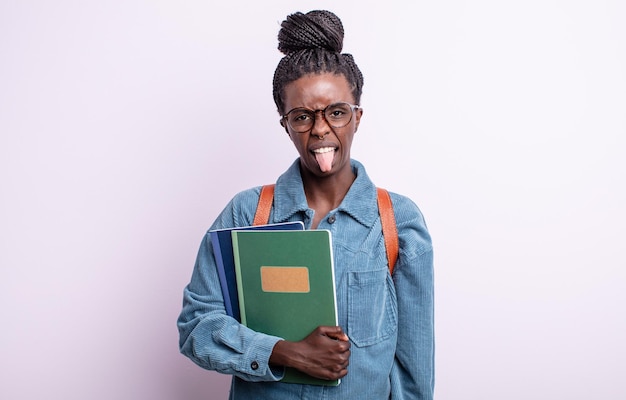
[270,326,351,381]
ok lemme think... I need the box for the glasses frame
[281,102,361,133]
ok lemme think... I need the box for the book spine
[210,232,233,317]
[231,231,247,326]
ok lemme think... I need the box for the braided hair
[272,10,364,114]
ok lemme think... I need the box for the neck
[300,163,356,212]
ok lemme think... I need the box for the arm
[390,197,435,399]
[178,232,286,381]
[177,190,285,381]
[177,189,351,382]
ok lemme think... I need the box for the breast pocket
[347,268,397,347]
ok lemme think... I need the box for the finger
[324,327,349,342]
[337,367,349,379]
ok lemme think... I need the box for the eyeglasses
[281,102,360,133]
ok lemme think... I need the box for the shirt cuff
[241,334,285,381]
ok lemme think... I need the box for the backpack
[252,184,399,274]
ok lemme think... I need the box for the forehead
[283,73,355,111]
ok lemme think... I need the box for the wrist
[269,340,298,368]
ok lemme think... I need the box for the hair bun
[278,10,344,55]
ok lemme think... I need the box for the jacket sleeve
[177,189,285,382]
[390,196,435,400]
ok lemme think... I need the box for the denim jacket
[178,159,434,399]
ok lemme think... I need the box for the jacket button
[327,215,336,224]
[251,361,259,370]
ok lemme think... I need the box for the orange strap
[377,188,399,275]
[252,184,275,226]
[254,184,398,274]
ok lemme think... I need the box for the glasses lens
[285,103,356,132]
[324,103,354,128]
[286,109,315,132]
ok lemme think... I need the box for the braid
[272,10,364,114]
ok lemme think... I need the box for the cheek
[289,134,307,150]
[340,130,356,146]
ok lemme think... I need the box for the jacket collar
[272,159,379,228]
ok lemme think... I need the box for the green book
[231,229,339,386]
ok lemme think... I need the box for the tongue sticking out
[315,149,335,172]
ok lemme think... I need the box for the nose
[310,110,331,137]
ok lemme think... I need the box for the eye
[289,110,313,124]
[326,104,350,120]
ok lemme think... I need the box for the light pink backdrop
[1,1,625,399]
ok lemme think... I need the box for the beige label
[260,266,310,293]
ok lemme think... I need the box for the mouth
[311,147,337,172]
[312,147,336,155]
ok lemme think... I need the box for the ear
[353,107,363,133]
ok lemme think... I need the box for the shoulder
[230,186,264,206]
[387,191,427,227]
[210,186,264,230]
[386,191,433,258]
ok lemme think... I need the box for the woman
[178,10,434,399]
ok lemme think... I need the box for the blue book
[210,221,305,321]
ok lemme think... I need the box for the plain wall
[1,1,624,399]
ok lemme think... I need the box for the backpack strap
[253,184,399,274]
[252,184,275,226]
[377,188,399,275]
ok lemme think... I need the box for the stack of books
[209,223,340,386]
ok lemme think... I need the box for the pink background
[1,1,625,399]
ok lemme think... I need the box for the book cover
[209,221,304,322]
[231,230,339,386]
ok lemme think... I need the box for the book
[231,229,339,386]
[209,222,304,322]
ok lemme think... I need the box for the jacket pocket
[347,268,397,347]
